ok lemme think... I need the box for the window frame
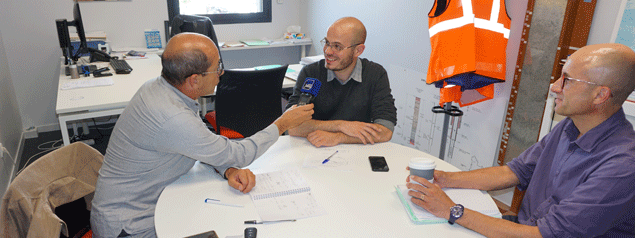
[167,0,272,25]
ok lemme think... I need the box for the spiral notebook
[249,169,326,221]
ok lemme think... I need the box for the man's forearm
[445,166,519,191]
[335,125,393,144]
[458,208,542,238]
[288,119,341,137]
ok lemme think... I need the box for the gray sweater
[286,58,397,131]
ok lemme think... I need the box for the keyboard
[110,58,133,74]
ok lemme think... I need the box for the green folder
[395,185,446,224]
[395,185,502,225]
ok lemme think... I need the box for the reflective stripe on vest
[426,0,510,107]
[429,0,510,39]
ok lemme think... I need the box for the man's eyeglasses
[320,38,361,53]
[200,61,224,77]
[560,75,602,90]
[559,75,613,97]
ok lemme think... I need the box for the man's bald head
[329,17,367,45]
[161,33,220,86]
[570,43,635,105]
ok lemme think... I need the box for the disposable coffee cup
[69,64,80,79]
[409,157,436,184]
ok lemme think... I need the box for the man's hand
[338,121,382,144]
[432,170,454,188]
[406,175,456,219]
[224,168,256,193]
[307,130,343,147]
[274,104,314,135]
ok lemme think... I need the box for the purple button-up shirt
[507,108,635,238]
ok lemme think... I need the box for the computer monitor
[70,1,88,56]
[170,15,222,60]
[55,1,110,64]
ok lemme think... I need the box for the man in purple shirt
[407,43,635,237]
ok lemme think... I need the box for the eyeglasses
[320,38,361,53]
[559,74,613,97]
[560,75,602,90]
[200,61,224,77]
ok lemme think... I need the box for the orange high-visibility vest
[427,0,511,107]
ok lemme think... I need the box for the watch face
[451,205,464,217]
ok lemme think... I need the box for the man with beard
[286,17,397,147]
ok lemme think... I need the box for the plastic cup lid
[409,157,436,170]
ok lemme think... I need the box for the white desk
[155,136,494,238]
[56,55,299,146]
[56,55,161,145]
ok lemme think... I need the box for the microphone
[298,77,321,105]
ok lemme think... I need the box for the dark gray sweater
[286,58,397,130]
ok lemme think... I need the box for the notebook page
[250,169,326,221]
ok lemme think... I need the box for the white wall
[0,29,24,193]
[301,1,431,71]
[0,0,302,133]
[587,0,624,45]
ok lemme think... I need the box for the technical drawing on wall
[389,65,513,171]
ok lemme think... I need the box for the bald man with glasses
[286,17,397,147]
[407,43,635,237]
[91,33,314,237]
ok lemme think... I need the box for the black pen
[244,219,296,224]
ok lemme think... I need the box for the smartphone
[369,156,389,172]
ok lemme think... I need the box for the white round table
[155,136,492,237]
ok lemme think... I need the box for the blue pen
[204,198,244,208]
[322,151,338,164]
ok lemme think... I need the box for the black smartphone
[369,156,389,172]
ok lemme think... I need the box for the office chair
[205,65,289,139]
[0,142,103,238]
[169,14,222,62]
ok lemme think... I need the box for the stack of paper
[240,39,270,46]
[300,55,324,65]
[60,77,114,90]
[395,185,501,224]
[223,41,246,48]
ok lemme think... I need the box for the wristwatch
[448,204,464,225]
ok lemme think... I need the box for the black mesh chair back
[215,65,288,137]
[169,14,222,62]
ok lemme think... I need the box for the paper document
[300,55,324,65]
[302,149,353,171]
[223,41,245,48]
[241,39,270,46]
[250,169,326,221]
[60,77,114,90]
[395,185,501,224]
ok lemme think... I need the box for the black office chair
[205,65,288,138]
[169,14,222,62]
